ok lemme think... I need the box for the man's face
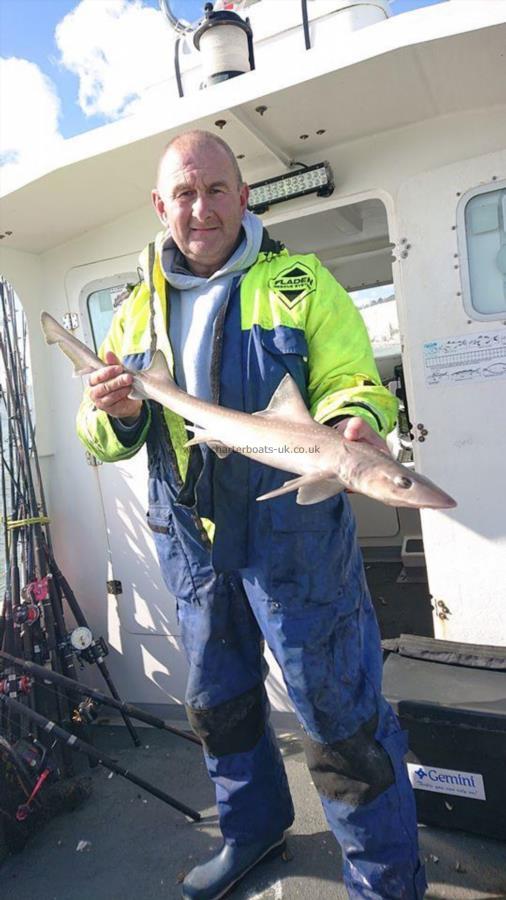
[152,140,249,277]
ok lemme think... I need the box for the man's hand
[88,351,143,422]
[334,416,390,455]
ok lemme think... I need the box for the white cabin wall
[394,149,506,646]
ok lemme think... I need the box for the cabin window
[348,283,400,354]
[87,283,133,352]
[458,183,506,320]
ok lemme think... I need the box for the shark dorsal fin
[129,349,173,401]
[254,374,313,423]
[144,349,173,386]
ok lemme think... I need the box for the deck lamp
[248,162,335,214]
[193,3,254,86]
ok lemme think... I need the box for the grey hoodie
[159,209,264,402]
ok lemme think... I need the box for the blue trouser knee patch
[206,722,295,845]
[302,713,395,807]
[320,723,426,899]
[186,683,266,757]
[178,575,294,844]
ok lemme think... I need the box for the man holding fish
[73,130,429,898]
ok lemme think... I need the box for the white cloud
[0,57,63,184]
[0,2,174,189]
[55,0,173,120]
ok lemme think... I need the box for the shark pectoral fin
[256,471,324,502]
[257,472,345,505]
[296,476,345,505]
[254,374,314,424]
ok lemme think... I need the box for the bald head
[157,130,244,190]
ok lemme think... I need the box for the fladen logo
[269,263,316,309]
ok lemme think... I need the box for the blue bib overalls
[144,281,426,898]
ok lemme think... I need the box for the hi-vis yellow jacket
[76,232,398,575]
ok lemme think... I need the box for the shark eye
[394,475,413,490]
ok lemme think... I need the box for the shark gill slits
[394,475,413,490]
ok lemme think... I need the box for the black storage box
[382,634,506,840]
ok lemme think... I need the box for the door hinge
[63,312,79,331]
[106,580,123,596]
[85,451,102,467]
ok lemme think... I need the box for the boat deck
[2,722,506,900]
[2,561,505,898]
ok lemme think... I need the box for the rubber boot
[181,834,286,900]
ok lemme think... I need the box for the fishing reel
[22,575,50,604]
[0,674,32,697]
[18,578,49,640]
[0,735,58,825]
[14,603,41,627]
[14,738,57,822]
[72,696,99,726]
[67,627,109,665]
[14,736,54,776]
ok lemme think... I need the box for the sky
[0,0,446,179]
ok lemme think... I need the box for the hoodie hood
[156,209,264,290]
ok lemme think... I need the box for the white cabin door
[394,149,506,644]
[75,261,188,706]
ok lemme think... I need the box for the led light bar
[248,161,334,213]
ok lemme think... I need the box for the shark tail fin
[40,311,65,346]
[40,311,96,376]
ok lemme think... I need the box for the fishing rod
[0,694,201,821]
[0,407,10,653]
[0,288,142,748]
[44,549,142,747]
[0,292,41,738]
[9,534,143,747]
[0,406,9,599]
[0,281,145,747]
[1,291,72,678]
[0,337,57,658]
[0,491,142,744]
[0,286,76,764]
[0,650,200,745]
[4,281,52,554]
